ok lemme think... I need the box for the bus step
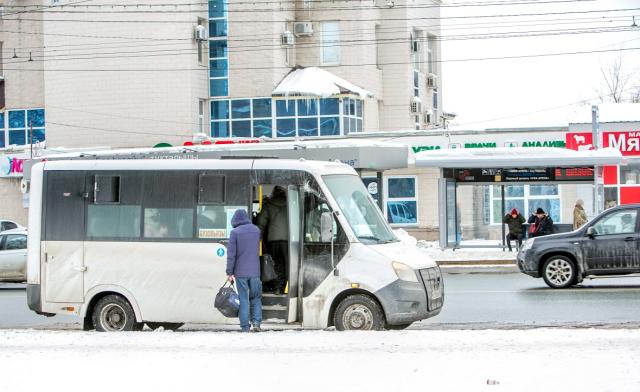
[262,294,288,307]
[262,304,287,320]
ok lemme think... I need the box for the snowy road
[1,328,639,392]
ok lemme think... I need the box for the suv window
[1,222,17,231]
[591,210,638,236]
[3,234,26,250]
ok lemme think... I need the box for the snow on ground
[1,328,638,392]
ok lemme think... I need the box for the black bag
[261,254,278,282]
[214,281,240,318]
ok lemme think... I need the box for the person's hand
[227,275,235,283]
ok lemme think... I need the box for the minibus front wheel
[333,294,385,331]
[92,294,143,332]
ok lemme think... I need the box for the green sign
[412,146,441,153]
[522,140,566,148]
[464,142,497,148]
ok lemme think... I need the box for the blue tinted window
[276,119,296,137]
[388,178,416,198]
[276,100,295,117]
[0,131,4,148]
[343,117,350,134]
[27,109,45,128]
[32,129,46,143]
[253,99,272,118]
[9,130,26,145]
[209,58,228,78]
[209,19,227,37]
[297,99,318,116]
[386,201,417,224]
[231,120,251,137]
[8,111,25,129]
[319,98,339,115]
[211,100,229,120]
[0,113,4,129]
[356,100,363,117]
[208,0,226,18]
[211,121,229,137]
[356,119,363,132]
[231,99,250,119]
[320,116,340,136]
[253,119,272,138]
[209,40,227,58]
[298,117,318,137]
[210,78,228,97]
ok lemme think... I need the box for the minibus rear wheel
[92,295,143,332]
[334,294,385,331]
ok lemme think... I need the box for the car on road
[517,204,640,288]
[0,220,22,232]
[0,228,28,283]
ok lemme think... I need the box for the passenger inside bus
[257,186,289,295]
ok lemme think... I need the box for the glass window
[356,119,363,132]
[620,162,640,185]
[276,118,296,137]
[529,185,559,196]
[298,99,318,116]
[198,174,226,204]
[319,98,339,115]
[320,116,340,136]
[298,117,318,137]
[209,40,228,58]
[9,130,26,145]
[208,0,226,18]
[253,98,272,118]
[356,100,363,117]
[209,19,227,37]
[8,111,25,129]
[323,174,396,244]
[231,99,251,119]
[0,131,5,148]
[210,78,228,97]
[253,119,272,138]
[144,208,194,239]
[276,100,296,117]
[32,129,45,143]
[321,21,340,65]
[0,113,4,129]
[211,100,229,120]
[4,234,27,250]
[211,121,229,137]
[231,120,251,137]
[197,205,247,239]
[27,109,45,127]
[209,59,228,78]
[488,184,561,224]
[87,205,141,238]
[591,210,638,235]
[386,176,418,225]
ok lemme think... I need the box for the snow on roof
[272,66,372,99]
[414,147,623,168]
[568,103,640,124]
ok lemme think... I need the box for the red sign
[566,131,640,156]
[565,132,594,151]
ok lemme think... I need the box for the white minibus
[27,158,443,331]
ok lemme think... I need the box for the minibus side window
[142,172,196,240]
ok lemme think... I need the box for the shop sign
[411,139,566,153]
[445,167,593,183]
[0,154,28,178]
[566,131,640,156]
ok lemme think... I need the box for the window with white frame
[486,184,561,225]
[198,99,205,133]
[385,176,418,225]
[342,98,363,134]
[320,21,340,65]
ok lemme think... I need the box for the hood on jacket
[510,208,519,215]
[231,209,251,228]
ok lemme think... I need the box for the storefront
[0,151,30,225]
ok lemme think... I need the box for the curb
[438,263,518,274]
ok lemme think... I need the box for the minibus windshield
[323,174,397,244]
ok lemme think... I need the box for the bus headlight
[521,238,535,252]
[392,261,419,283]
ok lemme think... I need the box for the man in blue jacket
[226,209,262,332]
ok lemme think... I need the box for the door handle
[624,237,637,242]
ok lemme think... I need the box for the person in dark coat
[226,209,262,332]
[257,186,289,294]
[503,208,525,251]
[528,207,554,238]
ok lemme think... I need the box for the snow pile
[273,66,372,98]
[394,232,515,262]
[393,228,417,247]
[0,328,639,392]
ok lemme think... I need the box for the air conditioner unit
[281,31,295,46]
[293,22,314,36]
[410,97,422,114]
[426,74,437,88]
[194,24,207,42]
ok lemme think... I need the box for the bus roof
[38,158,358,177]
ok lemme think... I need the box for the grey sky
[441,0,640,130]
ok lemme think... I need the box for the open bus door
[286,185,302,323]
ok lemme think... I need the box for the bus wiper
[358,235,381,242]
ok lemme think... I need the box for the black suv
[517,204,640,288]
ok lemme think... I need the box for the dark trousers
[506,233,523,251]
[268,241,289,292]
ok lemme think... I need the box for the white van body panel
[27,164,44,285]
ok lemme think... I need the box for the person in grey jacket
[257,186,289,294]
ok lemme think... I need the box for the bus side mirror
[320,212,333,243]
[586,227,596,238]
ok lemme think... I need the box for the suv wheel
[542,256,577,289]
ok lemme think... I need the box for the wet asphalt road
[1,272,640,330]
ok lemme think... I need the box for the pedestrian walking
[528,208,554,237]
[573,199,588,230]
[226,209,262,332]
[257,186,289,295]
[503,208,525,251]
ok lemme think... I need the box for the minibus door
[287,185,302,323]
